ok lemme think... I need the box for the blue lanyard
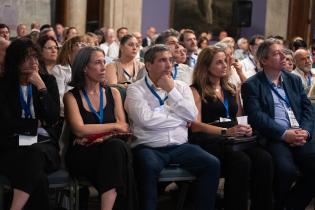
[19,84,33,119]
[82,85,104,124]
[248,56,258,72]
[145,76,168,106]
[189,56,196,66]
[269,84,291,108]
[172,64,178,80]
[222,91,230,118]
[307,74,312,86]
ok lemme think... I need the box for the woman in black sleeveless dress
[64,46,137,210]
[190,46,273,210]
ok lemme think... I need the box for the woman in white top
[51,35,92,117]
[37,35,59,74]
[105,34,144,86]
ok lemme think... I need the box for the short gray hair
[69,46,105,89]
[154,29,179,45]
[237,37,247,48]
[256,38,282,65]
[144,44,170,64]
[283,48,293,57]
[215,42,232,51]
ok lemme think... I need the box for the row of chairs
[0,85,196,210]
[0,165,195,210]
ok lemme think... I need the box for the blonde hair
[56,35,89,65]
[192,46,236,102]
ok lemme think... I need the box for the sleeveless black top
[192,85,238,125]
[68,86,116,146]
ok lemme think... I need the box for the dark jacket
[241,70,314,141]
[0,74,60,150]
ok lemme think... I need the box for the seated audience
[125,44,220,210]
[0,37,10,76]
[240,34,264,79]
[142,26,156,47]
[16,24,28,38]
[155,29,194,85]
[242,38,315,210]
[218,30,228,41]
[54,23,64,44]
[108,27,128,59]
[283,48,294,72]
[86,32,100,46]
[290,38,307,52]
[100,28,116,56]
[172,43,194,85]
[292,48,314,94]
[0,23,10,40]
[215,42,246,89]
[106,34,144,85]
[39,24,57,40]
[64,26,79,42]
[189,46,273,210]
[36,35,59,74]
[52,35,92,118]
[64,46,137,210]
[179,29,198,68]
[0,38,60,210]
[234,37,249,60]
[197,36,209,51]
[52,35,93,137]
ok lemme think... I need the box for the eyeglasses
[43,46,59,51]
[75,42,92,48]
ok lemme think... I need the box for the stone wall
[102,0,142,33]
[0,0,51,36]
[265,0,289,38]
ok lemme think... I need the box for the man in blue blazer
[242,38,315,210]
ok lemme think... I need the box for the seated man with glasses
[242,38,315,210]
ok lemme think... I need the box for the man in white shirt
[292,48,314,95]
[107,27,128,59]
[240,34,264,79]
[125,45,220,210]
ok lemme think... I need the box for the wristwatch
[221,128,227,136]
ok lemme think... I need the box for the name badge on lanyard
[287,109,299,128]
[145,76,168,107]
[270,84,300,128]
[19,84,38,146]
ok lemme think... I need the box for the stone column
[265,0,289,39]
[102,0,142,33]
[65,0,87,34]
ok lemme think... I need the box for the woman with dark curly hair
[0,38,60,210]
